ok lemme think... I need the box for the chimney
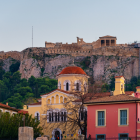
[23,105,27,110]
[6,102,8,106]
[136,86,140,93]
[114,76,125,96]
[110,91,113,96]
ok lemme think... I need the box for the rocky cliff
[1,46,139,84]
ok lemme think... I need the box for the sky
[0,0,140,52]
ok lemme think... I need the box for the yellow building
[24,66,89,139]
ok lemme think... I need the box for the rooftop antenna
[32,26,33,47]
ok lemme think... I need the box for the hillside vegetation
[0,62,57,109]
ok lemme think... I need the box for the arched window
[56,95,59,103]
[75,80,81,91]
[79,107,87,121]
[66,82,69,91]
[84,82,87,93]
[60,96,63,103]
[64,80,71,91]
[52,96,54,104]
[47,99,51,104]
[35,112,40,121]
[76,83,79,91]
[58,81,61,89]
[60,109,67,122]
[47,109,60,122]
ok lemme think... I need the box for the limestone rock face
[19,58,41,79]
[43,55,74,79]
[2,57,19,72]
[1,46,140,84]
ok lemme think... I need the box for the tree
[0,67,5,80]
[0,111,43,138]
[3,93,23,108]
[0,80,8,101]
[9,61,20,73]
[39,85,50,95]
[17,86,32,97]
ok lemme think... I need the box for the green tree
[0,67,5,80]
[0,80,8,101]
[9,61,20,73]
[3,93,23,108]
[17,86,32,97]
[39,85,50,95]
[0,112,43,138]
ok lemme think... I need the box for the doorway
[55,131,60,140]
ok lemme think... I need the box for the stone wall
[0,51,21,60]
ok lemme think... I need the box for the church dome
[58,66,87,76]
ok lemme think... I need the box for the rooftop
[85,94,140,104]
[57,66,87,76]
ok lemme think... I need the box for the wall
[0,107,18,115]
[87,103,137,138]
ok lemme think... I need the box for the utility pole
[32,26,33,47]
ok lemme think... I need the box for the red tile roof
[18,110,28,115]
[114,76,125,78]
[85,94,140,104]
[57,66,87,76]
[0,103,18,111]
[136,86,140,89]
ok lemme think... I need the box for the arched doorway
[52,128,62,140]
[55,131,60,140]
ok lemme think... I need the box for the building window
[35,112,40,121]
[36,113,39,121]
[55,112,57,122]
[66,82,69,91]
[49,113,51,122]
[120,110,127,125]
[118,108,129,126]
[64,80,70,91]
[61,112,63,121]
[119,133,128,140]
[96,134,106,140]
[58,81,61,89]
[76,83,79,91]
[79,109,87,121]
[96,134,105,140]
[96,109,106,127]
[98,111,104,126]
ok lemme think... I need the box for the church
[23,65,89,139]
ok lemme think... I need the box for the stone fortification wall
[0,51,21,60]
[45,46,139,57]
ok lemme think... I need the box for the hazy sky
[1,0,140,52]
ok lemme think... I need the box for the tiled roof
[28,102,41,105]
[40,89,71,96]
[85,94,140,104]
[74,92,111,102]
[114,76,124,78]
[57,66,87,76]
[136,86,140,89]
[125,91,134,95]
[0,103,18,111]
[0,103,28,114]
[18,110,28,115]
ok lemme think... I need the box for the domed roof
[58,66,87,76]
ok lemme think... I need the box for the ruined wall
[0,51,21,60]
